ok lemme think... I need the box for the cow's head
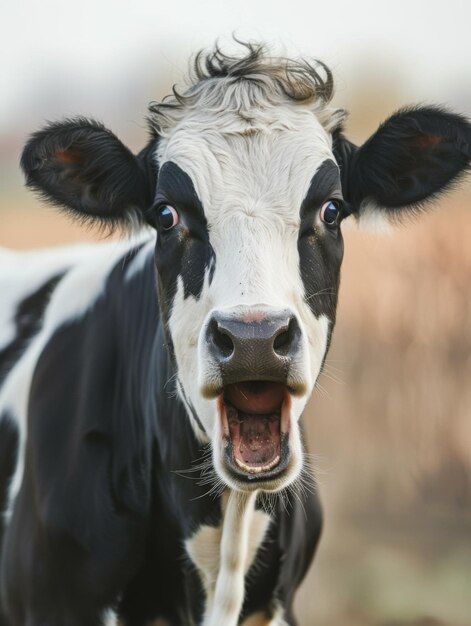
[21,44,471,493]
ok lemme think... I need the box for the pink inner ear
[413,134,444,150]
[54,150,82,165]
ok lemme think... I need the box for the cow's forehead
[156,107,336,224]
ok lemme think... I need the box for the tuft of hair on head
[147,40,347,137]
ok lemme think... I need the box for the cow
[0,42,470,626]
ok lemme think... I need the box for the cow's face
[151,106,344,491]
[21,47,471,494]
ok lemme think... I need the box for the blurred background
[1,1,471,624]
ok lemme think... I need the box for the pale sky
[2,0,471,136]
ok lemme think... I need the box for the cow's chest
[185,492,273,625]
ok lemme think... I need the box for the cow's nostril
[205,309,302,386]
[209,319,235,358]
[273,317,298,357]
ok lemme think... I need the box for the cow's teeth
[234,455,281,474]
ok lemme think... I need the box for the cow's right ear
[21,117,155,229]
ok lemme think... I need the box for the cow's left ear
[335,106,471,220]
[21,117,155,229]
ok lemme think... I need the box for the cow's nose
[206,309,302,384]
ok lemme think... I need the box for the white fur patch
[125,238,155,281]
[0,244,108,351]
[186,491,271,626]
[102,608,118,626]
[356,201,393,233]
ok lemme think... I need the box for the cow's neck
[120,252,271,625]
[150,328,268,626]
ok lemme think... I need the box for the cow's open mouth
[219,381,291,481]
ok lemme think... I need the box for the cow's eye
[320,200,340,226]
[158,205,179,230]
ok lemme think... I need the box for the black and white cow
[1,44,470,626]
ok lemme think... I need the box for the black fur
[151,161,215,309]
[298,159,344,327]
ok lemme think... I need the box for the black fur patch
[152,161,215,322]
[0,413,18,516]
[0,413,19,624]
[298,159,344,325]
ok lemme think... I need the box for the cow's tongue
[224,382,283,472]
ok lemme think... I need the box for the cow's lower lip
[219,381,291,480]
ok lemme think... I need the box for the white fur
[176,377,208,443]
[102,608,118,626]
[206,491,256,626]
[125,237,155,281]
[356,201,393,233]
[187,490,270,626]
[0,244,109,351]
[186,492,271,623]
[0,237,149,518]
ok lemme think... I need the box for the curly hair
[148,41,345,137]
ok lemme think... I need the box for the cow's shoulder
[1,234,156,522]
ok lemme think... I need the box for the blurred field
[1,96,471,626]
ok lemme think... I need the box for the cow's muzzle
[201,306,308,486]
[204,308,304,391]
